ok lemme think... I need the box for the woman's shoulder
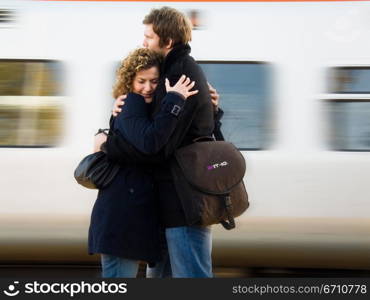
[118,93,148,117]
[124,92,146,108]
[126,92,145,102]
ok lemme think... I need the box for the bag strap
[95,128,110,154]
[192,136,215,143]
[220,195,236,230]
[95,128,109,136]
[215,116,234,229]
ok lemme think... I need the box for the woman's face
[132,66,159,103]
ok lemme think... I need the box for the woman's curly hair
[113,48,164,99]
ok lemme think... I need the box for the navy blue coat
[88,92,185,265]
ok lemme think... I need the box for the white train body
[1,0,370,269]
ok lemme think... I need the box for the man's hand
[112,94,127,117]
[165,75,199,99]
[208,82,219,111]
[93,132,107,153]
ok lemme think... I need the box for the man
[105,7,216,278]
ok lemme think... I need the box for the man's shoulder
[181,54,199,70]
[172,55,206,82]
[168,53,197,71]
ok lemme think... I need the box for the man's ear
[165,38,173,49]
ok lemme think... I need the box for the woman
[88,48,197,278]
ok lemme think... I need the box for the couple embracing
[89,6,223,278]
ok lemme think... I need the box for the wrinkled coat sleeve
[105,92,185,165]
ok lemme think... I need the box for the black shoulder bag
[74,129,120,189]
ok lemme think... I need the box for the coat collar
[162,44,191,73]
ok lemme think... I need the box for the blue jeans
[101,254,139,278]
[147,226,213,278]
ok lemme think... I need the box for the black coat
[88,92,185,264]
[153,44,214,156]
[105,44,215,227]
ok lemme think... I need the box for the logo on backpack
[207,161,228,170]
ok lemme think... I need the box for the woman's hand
[165,75,199,100]
[93,132,107,153]
[112,94,127,117]
[208,82,220,111]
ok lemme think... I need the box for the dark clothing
[105,44,214,228]
[152,44,214,156]
[213,108,225,141]
[88,92,185,265]
[88,166,160,265]
[114,92,185,155]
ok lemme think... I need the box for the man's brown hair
[143,7,192,48]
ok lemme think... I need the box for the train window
[0,60,64,147]
[0,9,15,25]
[328,67,370,94]
[198,61,271,149]
[326,100,370,151]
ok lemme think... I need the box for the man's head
[142,7,192,56]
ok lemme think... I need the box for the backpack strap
[220,195,236,230]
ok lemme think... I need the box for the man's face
[143,24,166,54]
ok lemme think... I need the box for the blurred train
[1,0,370,272]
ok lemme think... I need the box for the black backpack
[170,137,249,230]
